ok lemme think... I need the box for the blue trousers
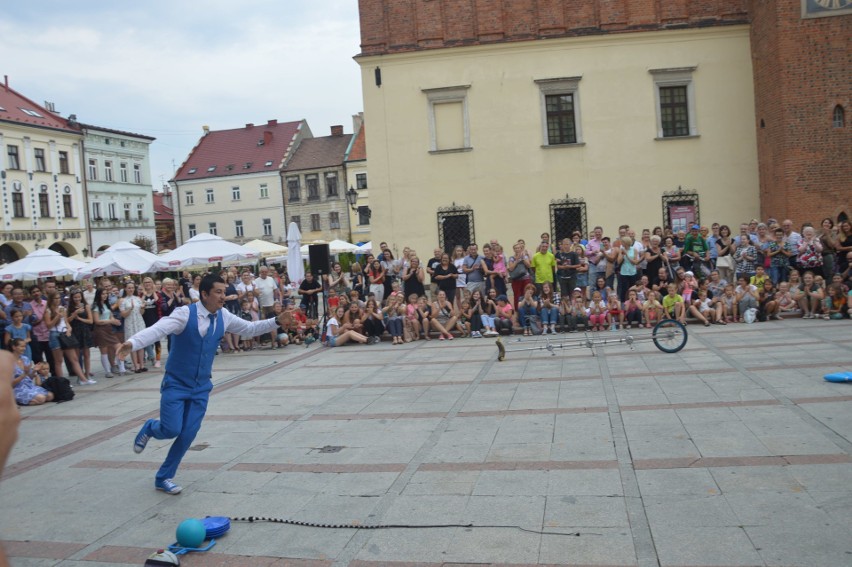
[149,374,213,482]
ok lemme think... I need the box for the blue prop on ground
[824,372,852,383]
[175,518,206,548]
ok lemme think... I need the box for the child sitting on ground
[642,290,663,328]
[623,290,643,328]
[776,282,796,314]
[588,290,608,332]
[662,283,686,324]
[689,289,715,326]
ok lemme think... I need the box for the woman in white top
[189,274,202,303]
[452,245,467,310]
[325,306,368,347]
[120,281,147,372]
[44,291,92,384]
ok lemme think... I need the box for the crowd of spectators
[1,216,850,398]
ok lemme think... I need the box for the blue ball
[176,518,206,548]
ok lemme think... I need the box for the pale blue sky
[1,0,363,187]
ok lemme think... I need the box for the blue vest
[164,303,225,386]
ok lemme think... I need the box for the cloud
[1,0,363,184]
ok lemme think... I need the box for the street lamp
[346,186,371,219]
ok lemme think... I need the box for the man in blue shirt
[119,274,289,495]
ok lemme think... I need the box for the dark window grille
[549,195,588,245]
[39,193,50,217]
[660,86,689,137]
[437,204,475,255]
[545,94,576,144]
[287,177,300,201]
[326,174,338,197]
[62,194,73,218]
[358,206,371,225]
[356,173,367,189]
[12,193,24,217]
[307,176,319,200]
[661,187,700,231]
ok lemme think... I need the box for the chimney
[330,125,344,136]
[3,75,7,91]
[263,130,273,145]
[202,125,210,135]
[267,119,278,127]
[352,112,363,134]
[245,123,254,129]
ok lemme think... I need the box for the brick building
[356,0,849,250]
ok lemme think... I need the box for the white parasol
[154,233,258,271]
[243,239,288,258]
[76,241,159,280]
[328,239,360,254]
[356,241,373,253]
[286,222,304,285]
[0,249,86,281]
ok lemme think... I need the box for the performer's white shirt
[128,303,278,352]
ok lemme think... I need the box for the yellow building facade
[357,26,759,254]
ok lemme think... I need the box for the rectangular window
[329,211,340,229]
[536,77,583,146]
[231,186,241,201]
[92,202,102,220]
[63,194,73,218]
[7,145,20,169]
[88,158,97,180]
[39,193,50,217]
[120,162,128,182]
[358,206,371,226]
[259,183,268,199]
[287,176,300,201]
[424,85,471,153]
[185,191,194,205]
[650,67,698,139]
[59,151,69,174]
[262,218,272,236]
[306,175,319,200]
[356,173,367,189]
[325,173,338,197]
[124,202,131,221]
[12,193,24,217]
[208,222,217,236]
[104,160,114,181]
[235,220,244,237]
[188,224,197,238]
[108,202,117,220]
[659,86,689,137]
[310,213,321,231]
[136,203,144,220]
[133,164,142,184]
[291,215,301,231]
[545,94,576,144]
[205,188,214,203]
[34,148,47,172]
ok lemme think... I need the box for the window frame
[306,175,319,200]
[58,151,69,174]
[235,219,244,237]
[92,201,102,221]
[325,172,338,197]
[358,206,371,226]
[34,148,47,172]
[108,202,117,220]
[535,76,583,147]
[262,218,272,236]
[833,105,845,128]
[11,192,25,218]
[205,188,215,204]
[310,213,321,232]
[259,183,269,199]
[123,202,132,221]
[185,191,194,206]
[423,84,472,153]
[7,145,20,170]
[87,158,98,180]
[119,162,128,182]
[208,221,218,236]
[356,173,367,190]
[650,66,699,139]
[287,176,300,201]
[188,224,197,238]
[329,211,340,229]
[231,186,241,201]
[104,160,114,182]
[62,194,73,218]
[39,192,50,217]
[133,164,142,184]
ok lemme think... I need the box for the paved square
[2,320,851,566]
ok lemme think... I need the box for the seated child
[642,290,663,328]
[662,283,686,324]
[688,289,715,326]
[622,290,643,328]
[776,282,796,313]
[588,290,608,332]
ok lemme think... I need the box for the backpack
[42,376,75,403]
[527,314,543,335]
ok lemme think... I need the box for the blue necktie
[204,313,216,344]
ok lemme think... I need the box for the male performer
[119,274,291,495]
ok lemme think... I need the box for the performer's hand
[117,341,133,360]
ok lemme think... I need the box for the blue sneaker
[155,478,182,495]
[133,419,154,454]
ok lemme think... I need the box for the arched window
[833,105,845,128]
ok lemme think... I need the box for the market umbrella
[243,239,288,258]
[0,248,85,281]
[327,239,360,254]
[76,241,159,280]
[356,241,373,254]
[286,222,304,285]
[154,233,258,271]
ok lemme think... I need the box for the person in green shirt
[662,283,686,323]
[683,224,710,277]
[531,241,556,293]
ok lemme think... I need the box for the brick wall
[750,0,851,225]
[357,0,749,55]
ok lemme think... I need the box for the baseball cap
[573,287,582,292]
[685,271,694,277]
[691,224,700,230]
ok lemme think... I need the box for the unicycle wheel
[652,319,687,353]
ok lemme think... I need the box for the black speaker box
[308,244,331,275]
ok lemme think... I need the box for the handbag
[508,259,529,281]
[57,333,79,349]
[716,255,734,270]
[41,376,75,402]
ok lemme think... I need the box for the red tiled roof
[0,82,78,134]
[283,132,353,172]
[173,119,305,182]
[346,124,366,162]
[152,192,174,221]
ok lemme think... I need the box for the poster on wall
[669,205,696,233]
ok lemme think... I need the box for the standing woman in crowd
[818,218,839,280]
[367,259,386,305]
[618,236,641,302]
[507,242,532,310]
[67,290,94,380]
[715,225,735,284]
[140,277,163,367]
[328,262,349,297]
[380,249,399,303]
[431,253,458,305]
[644,235,665,282]
[221,273,241,353]
[797,226,823,274]
[663,236,681,279]
[45,291,92,385]
[350,261,365,299]
[836,220,852,277]
[402,256,426,298]
[92,287,124,377]
[120,281,147,373]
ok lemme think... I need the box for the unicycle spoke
[652,319,687,353]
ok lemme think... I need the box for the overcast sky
[2,0,364,189]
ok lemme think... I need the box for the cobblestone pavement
[2,319,851,566]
